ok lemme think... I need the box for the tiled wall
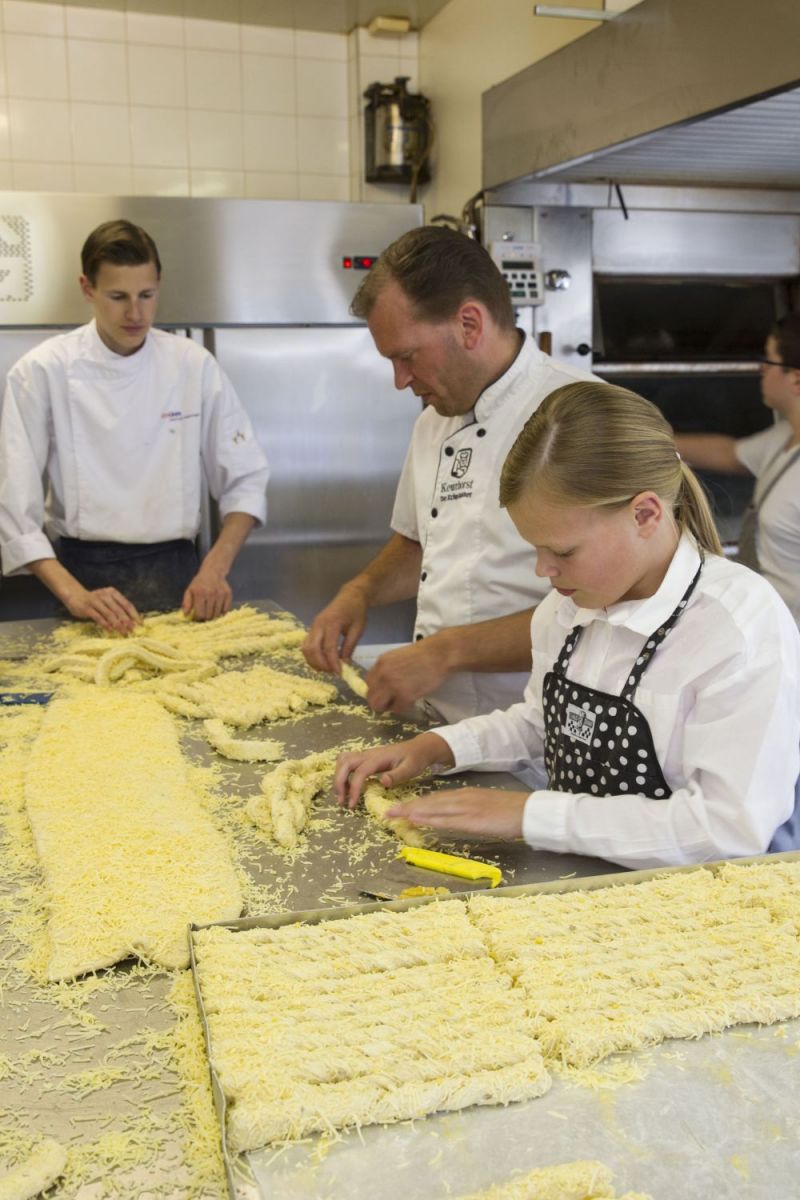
[0,0,422,201]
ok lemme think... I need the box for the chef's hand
[65,585,140,635]
[387,788,529,839]
[303,584,368,675]
[182,567,233,622]
[365,638,451,713]
[334,732,454,810]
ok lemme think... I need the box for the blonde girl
[335,382,800,867]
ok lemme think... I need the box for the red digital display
[342,256,376,270]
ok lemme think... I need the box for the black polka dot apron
[543,564,702,799]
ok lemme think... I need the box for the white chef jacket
[435,534,800,870]
[390,334,595,723]
[0,321,269,575]
[736,419,800,624]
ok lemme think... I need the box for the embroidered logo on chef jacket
[160,410,200,422]
[543,562,702,800]
[451,448,472,478]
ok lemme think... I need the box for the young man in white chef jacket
[0,219,269,634]
[674,311,800,624]
[303,226,595,723]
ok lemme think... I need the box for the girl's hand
[333,733,454,809]
[386,787,529,839]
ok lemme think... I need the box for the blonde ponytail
[500,381,722,556]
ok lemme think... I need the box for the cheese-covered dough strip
[0,1138,67,1200]
[203,719,284,763]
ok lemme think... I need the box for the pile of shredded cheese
[469,861,800,1069]
[455,1159,651,1200]
[194,901,550,1151]
[25,691,243,980]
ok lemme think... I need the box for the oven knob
[545,269,572,291]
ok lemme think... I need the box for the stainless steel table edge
[187,848,800,1200]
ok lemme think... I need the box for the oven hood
[483,0,800,192]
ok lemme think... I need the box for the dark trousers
[58,537,199,614]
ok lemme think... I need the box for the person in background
[334,382,800,869]
[0,220,269,634]
[674,311,800,623]
[303,226,594,723]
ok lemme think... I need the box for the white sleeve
[389,434,419,541]
[200,359,270,526]
[433,608,546,778]
[521,610,800,870]
[0,370,56,574]
[735,422,786,476]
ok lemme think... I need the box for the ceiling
[530,86,800,190]
[35,0,452,32]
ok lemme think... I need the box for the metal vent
[537,88,800,188]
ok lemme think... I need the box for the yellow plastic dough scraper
[360,847,502,900]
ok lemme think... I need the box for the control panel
[490,240,544,307]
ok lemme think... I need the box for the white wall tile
[242,54,294,114]
[184,16,238,52]
[296,58,347,118]
[6,32,68,99]
[68,38,128,104]
[128,43,185,109]
[66,6,126,42]
[12,160,74,189]
[73,162,132,193]
[240,23,293,57]
[297,116,348,175]
[242,111,295,172]
[130,105,188,167]
[0,97,8,157]
[244,169,297,199]
[295,30,346,61]
[71,101,130,165]
[186,48,241,112]
[125,10,183,48]
[188,109,242,170]
[298,173,349,201]
[190,167,244,197]
[4,1,64,36]
[359,55,405,88]
[132,164,189,196]
[8,96,71,161]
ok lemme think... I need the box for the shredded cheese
[0,1137,66,1200]
[24,691,242,979]
[455,1160,651,1200]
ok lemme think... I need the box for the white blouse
[436,535,800,869]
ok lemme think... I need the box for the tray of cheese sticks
[189,849,800,1200]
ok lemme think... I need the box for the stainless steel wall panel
[0,195,421,327]
[212,326,418,637]
[593,209,800,278]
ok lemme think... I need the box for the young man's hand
[333,732,454,809]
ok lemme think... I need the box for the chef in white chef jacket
[303,226,595,723]
[0,219,269,634]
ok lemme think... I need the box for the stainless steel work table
[2,607,798,1199]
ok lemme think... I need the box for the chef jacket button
[421,571,427,581]
[444,446,454,456]
[431,507,438,518]
[476,428,486,437]
[415,634,424,642]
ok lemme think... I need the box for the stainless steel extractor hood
[483,0,800,192]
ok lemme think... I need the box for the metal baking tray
[189,850,800,1200]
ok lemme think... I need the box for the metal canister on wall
[363,77,432,195]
